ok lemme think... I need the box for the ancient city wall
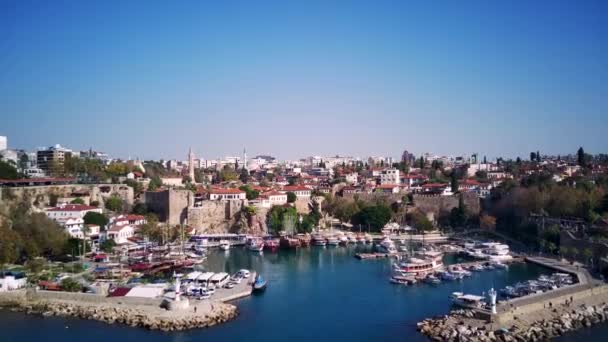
[143,189,191,225]
[413,192,480,218]
[0,184,134,209]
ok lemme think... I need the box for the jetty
[417,256,608,341]
[355,253,390,260]
[0,272,256,331]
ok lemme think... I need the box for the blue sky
[0,0,606,161]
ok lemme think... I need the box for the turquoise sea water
[0,245,592,342]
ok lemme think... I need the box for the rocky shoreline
[0,298,238,332]
[417,303,608,341]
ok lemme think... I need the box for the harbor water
[1,245,605,342]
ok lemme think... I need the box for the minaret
[188,147,195,183]
[243,147,248,171]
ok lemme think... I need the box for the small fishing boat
[252,274,267,293]
[246,237,264,252]
[264,238,280,251]
[424,275,441,285]
[470,264,484,272]
[326,236,340,246]
[219,240,230,251]
[438,271,458,281]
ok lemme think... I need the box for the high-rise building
[401,149,415,165]
[0,135,6,151]
[37,144,72,174]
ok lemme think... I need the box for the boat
[438,271,458,281]
[252,274,267,292]
[280,235,301,249]
[492,261,508,270]
[424,274,441,285]
[264,238,280,251]
[312,233,327,246]
[296,234,311,247]
[246,237,264,252]
[390,275,416,285]
[395,256,443,275]
[326,236,340,246]
[376,237,398,254]
[452,294,486,309]
[470,264,485,272]
[219,240,230,251]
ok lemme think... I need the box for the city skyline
[1,0,607,160]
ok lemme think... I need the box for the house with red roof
[208,188,246,201]
[375,184,401,194]
[282,185,312,200]
[45,203,102,221]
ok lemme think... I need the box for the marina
[0,243,563,342]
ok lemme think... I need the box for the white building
[105,224,136,244]
[263,191,288,205]
[282,185,312,200]
[209,188,247,201]
[380,168,400,185]
[46,204,103,222]
[0,271,27,292]
[0,135,6,151]
[64,218,85,238]
[161,176,183,187]
[345,172,358,184]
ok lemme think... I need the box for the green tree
[286,192,297,203]
[70,197,85,205]
[583,248,593,267]
[578,147,586,167]
[131,202,148,215]
[83,212,109,228]
[124,179,144,195]
[352,205,392,232]
[105,195,124,212]
[408,211,433,232]
[530,152,537,162]
[239,185,259,200]
[0,159,19,179]
[450,171,459,193]
[100,239,116,253]
[147,176,162,191]
[0,223,21,266]
[60,277,82,292]
[25,258,47,274]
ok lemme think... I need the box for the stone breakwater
[417,303,608,341]
[0,296,238,332]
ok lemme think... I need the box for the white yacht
[376,237,398,254]
[326,236,340,246]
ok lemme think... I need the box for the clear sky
[0,0,606,161]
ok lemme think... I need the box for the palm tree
[559,246,570,260]
[583,248,593,268]
[570,248,579,262]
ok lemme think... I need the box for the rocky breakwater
[418,304,608,341]
[2,299,238,331]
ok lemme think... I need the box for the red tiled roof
[377,184,399,189]
[0,177,75,184]
[210,188,245,195]
[283,185,311,192]
[421,183,448,188]
[47,204,98,212]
